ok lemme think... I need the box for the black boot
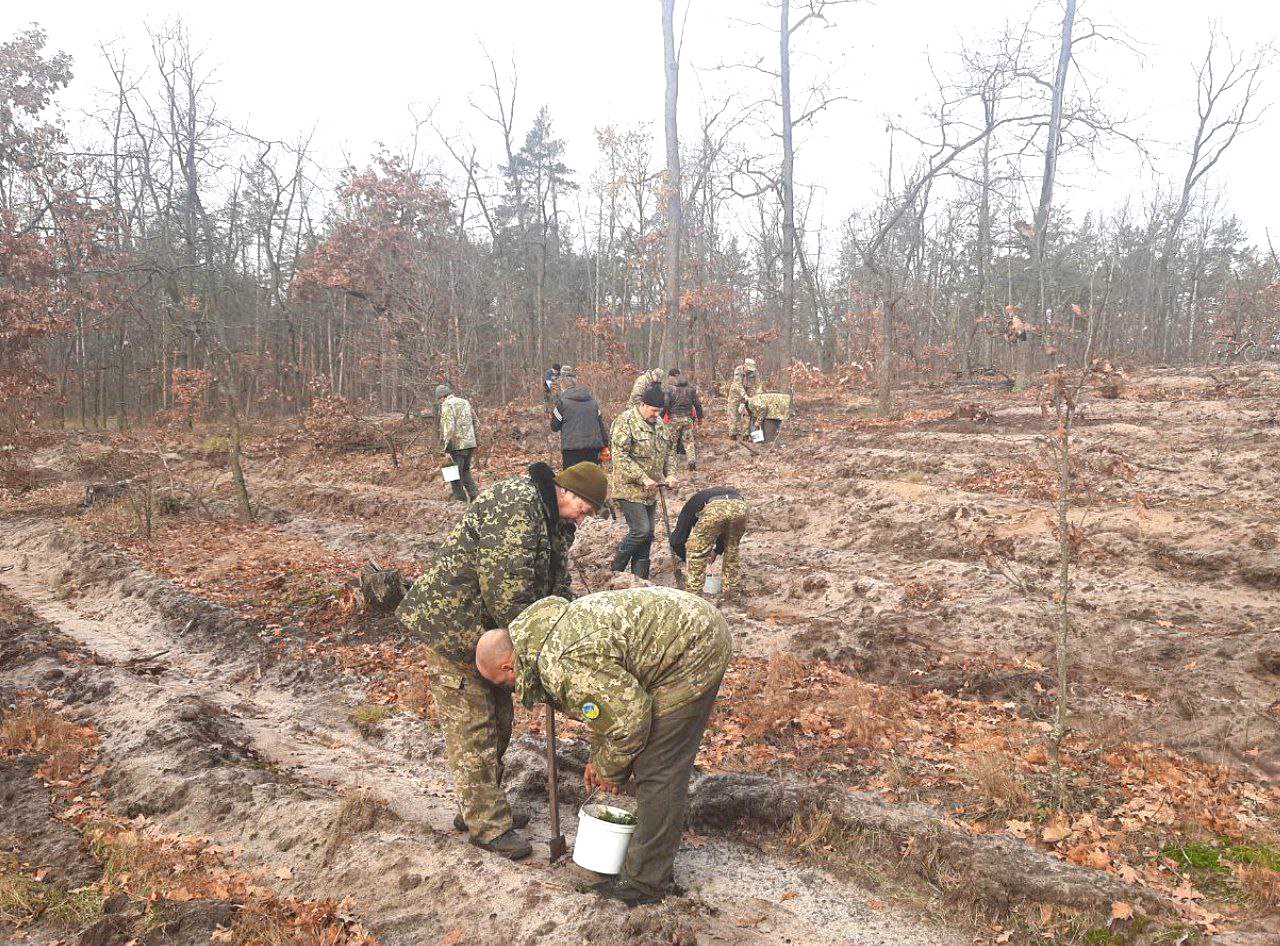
[470,829,532,861]
[632,559,651,580]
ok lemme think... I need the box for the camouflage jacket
[749,391,792,420]
[609,407,672,504]
[729,365,761,402]
[439,394,478,451]
[509,588,732,782]
[396,462,574,664]
[628,370,664,406]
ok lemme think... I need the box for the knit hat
[559,365,576,378]
[435,384,452,399]
[744,358,757,371]
[640,386,666,409]
[554,462,608,509]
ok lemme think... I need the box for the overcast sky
[7,1,1279,244]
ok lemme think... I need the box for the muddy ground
[3,364,1280,945]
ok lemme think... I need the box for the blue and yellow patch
[581,701,600,721]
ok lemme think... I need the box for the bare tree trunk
[661,0,683,369]
[779,0,797,368]
[1050,389,1073,800]
[1018,0,1076,391]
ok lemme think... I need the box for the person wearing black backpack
[663,368,703,470]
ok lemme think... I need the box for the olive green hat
[554,462,608,509]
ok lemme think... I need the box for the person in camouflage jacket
[628,367,665,406]
[475,587,732,904]
[609,387,675,578]
[396,461,606,859]
[726,358,761,439]
[437,384,480,501]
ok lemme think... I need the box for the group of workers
[409,358,773,905]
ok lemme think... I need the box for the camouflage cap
[435,383,452,398]
[743,358,757,371]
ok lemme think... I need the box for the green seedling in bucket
[592,806,637,826]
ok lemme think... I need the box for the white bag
[750,428,765,443]
[441,465,461,483]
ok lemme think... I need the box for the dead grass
[965,752,1032,814]
[0,705,97,779]
[1234,862,1280,911]
[231,898,375,946]
[322,791,388,865]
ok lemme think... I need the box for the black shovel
[545,703,567,862]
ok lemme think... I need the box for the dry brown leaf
[1111,901,1134,921]
[1040,817,1070,843]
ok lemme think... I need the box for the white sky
[8,0,1280,246]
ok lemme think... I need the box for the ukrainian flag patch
[581,701,600,720]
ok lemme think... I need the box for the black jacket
[670,487,743,561]
[665,378,703,419]
[551,386,608,450]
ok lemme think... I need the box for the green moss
[1224,842,1280,872]
[1162,841,1224,873]
[1163,839,1280,874]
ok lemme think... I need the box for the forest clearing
[3,364,1280,945]
[3,1,1280,944]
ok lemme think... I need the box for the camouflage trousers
[668,416,697,464]
[685,497,748,596]
[727,397,748,438]
[423,648,514,844]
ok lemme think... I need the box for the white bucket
[572,803,636,875]
[750,428,765,443]
[703,573,723,595]
[441,464,461,483]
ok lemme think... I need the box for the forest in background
[1,2,1277,446]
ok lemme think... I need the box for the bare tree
[660,0,683,366]
[1154,28,1272,360]
[1017,0,1078,391]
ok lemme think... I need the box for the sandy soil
[0,520,956,946]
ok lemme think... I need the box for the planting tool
[545,703,567,862]
[656,486,684,588]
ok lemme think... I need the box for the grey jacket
[552,386,608,450]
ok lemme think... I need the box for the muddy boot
[632,559,651,580]
[686,460,697,471]
[454,810,529,832]
[597,880,663,907]
[470,829,532,861]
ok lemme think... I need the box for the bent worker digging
[396,461,608,860]
[475,586,732,905]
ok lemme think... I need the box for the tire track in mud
[0,518,960,946]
